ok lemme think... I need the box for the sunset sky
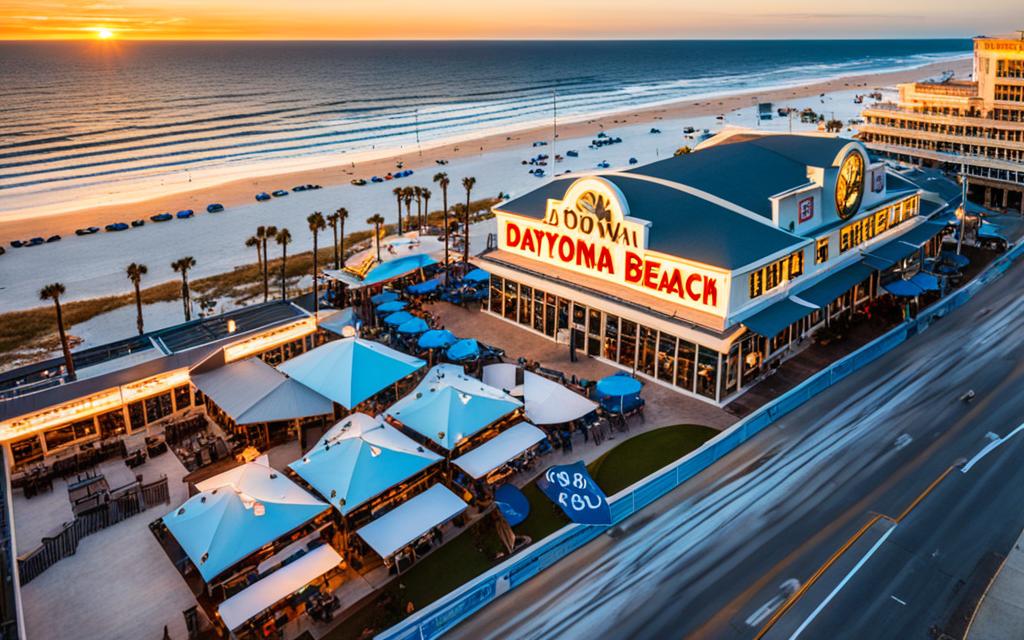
[0,0,1019,40]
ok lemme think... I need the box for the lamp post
[956,160,967,256]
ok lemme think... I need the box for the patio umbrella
[882,279,923,297]
[408,278,441,295]
[371,290,400,305]
[595,374,642,415]
[383,311,415,326]
[909,272,940,292]
[939,251,970,268]
[446,338,480,362]
[977,221,1005,240]
[397,317,429,335]
[418,329,457,350]
[464,268,490,283]
[376,300,408,313]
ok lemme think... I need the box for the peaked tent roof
[191,358,334,425]
[288,414,441,515]
[164,458,329,582]
[277,338,425,409]
[386,364,521,450]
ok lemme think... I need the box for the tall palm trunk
[133,279,144,335]
[331,220,340,269]
[464,195,471,263]
[281,244,288,299]
[181,273,191,321]
[54,297,75,380]
[261,236,270,302]
[340,218,346,267]
[442,186,449,270]
[311,232,319,315]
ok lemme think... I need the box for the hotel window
[44,418,98,451]
[618,319,637,369]
[519,285,533,327]
[11,435,43,467]
[532,289,545,333]
[128,401,146,431]
[603,315,619,362]
[696,347,719,400]
[657,333,677,383]
[637,326,657,378]
[173,384,191,412]
[676,340,696,392]
[503,279,518,321]
[145,392,173,424]
[815,238,829,264]
[97,409,127,439]
[490,275,503,314]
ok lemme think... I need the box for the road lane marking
[890,595,907,606]
[962,422,1024,474]
[789,525,897,640]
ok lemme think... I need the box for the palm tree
[336,207,349,267]
[434,172,450,268]
[326,210,341,269]
[307,212,326,315]
[413,186,423,229]
[402,187,414,232]
[171,257,196,321]
[126,263,148,335]
[462,176,476,264]
[276,228,292,299]
[261,225,278,302]
[392,186,404,235]
[40,283,75,381]
[245,235,262,273]
[421,188,432,229]
[367,214,385,262]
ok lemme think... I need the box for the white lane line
[891,595,907,606]
[789,525,897,640]
[962,422,1024,474]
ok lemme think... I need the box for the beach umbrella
[595,374,643,415]
[882,279,923,297]
[446,339,480,362]
[464,268,490,284]
[371,290,400,305]
[909,272,940,292]
[383,311,415,326]
[408,278,441,295]
[376,300,408,313]
[397,317,429,335]
[939,251,970,269]
[418,329,457,350]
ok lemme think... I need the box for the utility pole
[956,160,967,255]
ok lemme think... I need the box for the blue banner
[537,461,611,525]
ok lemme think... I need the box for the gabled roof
[288,413,441,515]
[277,338,425,409]
[190,358,333,425]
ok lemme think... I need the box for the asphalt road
[446,255,1024,640]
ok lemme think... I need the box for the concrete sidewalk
[968,528,1024,640]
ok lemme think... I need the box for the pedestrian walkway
[968,527,1024,640]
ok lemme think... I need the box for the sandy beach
[0,57,970,315]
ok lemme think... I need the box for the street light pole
[956,160,967,256]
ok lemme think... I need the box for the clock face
[835,153,865,220]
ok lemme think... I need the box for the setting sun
[96,28,113,39]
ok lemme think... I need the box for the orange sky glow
[0,0,1019,40]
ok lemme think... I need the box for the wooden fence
[17,475,171,585]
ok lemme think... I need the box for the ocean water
[0,39,969,216]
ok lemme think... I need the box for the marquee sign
[496,178,730,317]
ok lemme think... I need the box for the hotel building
[860,35,1024,213]
[478,131,949,405]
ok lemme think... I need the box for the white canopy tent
[218,544,342,631]
[452,422,547,479]
[277,337,425,409]
[288,413,442,516]
[483,364,598,425]
[191,358,334,425]
[165,457,329,582]
[356,484,467,558]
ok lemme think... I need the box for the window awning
[861,221,945,269]
[453,422,547,479]
[741,297,818,338]
[792,261,874,308]
[218,544,342,631]
[896,221,946,248]
[356,485,467,558]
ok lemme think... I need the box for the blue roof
[793,261,874,308]
[742,298,817,338]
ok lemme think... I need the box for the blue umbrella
[882,279,923,297]
[397,317,429,335]
[418,329,457,350]
[383,311,415,326]
[371,290,400,305]
[464,268,490,283]
[376,300,408,313]
[595,374,642,397]
[446,338,480,362]
[494,484,531,527]
[939,251,970,268]
[408,278,441,295]
[909,272,940,292]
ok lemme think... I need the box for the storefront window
[490,276,504,314]
[557,299,570,335]
[97,409,127,438]
[637,326,657,377]
[724,343,740,396]
[740,333,763,386]
[544,293,556,337]
[571,304,586,350]
[696,347,719,400]
[618,320,637,369]
[587,309,602,356]
[145,392,174,424]
[519,285,533,326]
[44,418,97,450]
[657,334,677,382]
[503,280,518,321]
[173,384,191,412]
[769,326,790,354]
[676,340,696,392]
[603,315,619,361]
[532,289,545,333]
[11,436,43,466]
[128,401,146,431]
